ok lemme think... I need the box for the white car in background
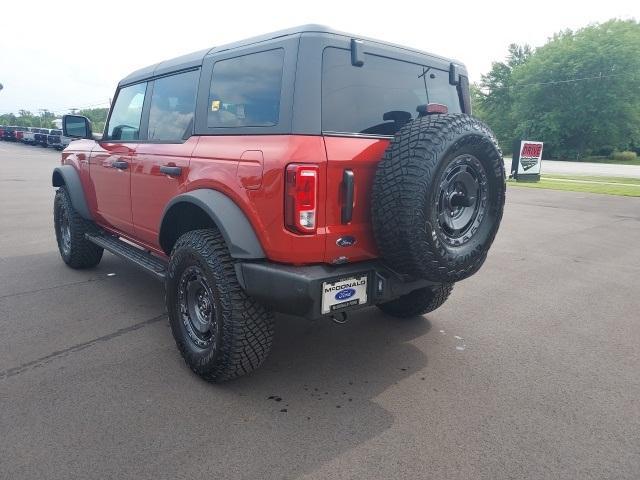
[22,128,36,145]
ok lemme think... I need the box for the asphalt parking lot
[1,140,639,480]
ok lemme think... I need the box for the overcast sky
[0,0,636,115]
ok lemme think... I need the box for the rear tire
[53,186,103,269]
[166,229,274,382]
[377,283,454,318]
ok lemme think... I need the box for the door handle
[112,160,129,170]
[160,165,182,177]
[341,169,355,224]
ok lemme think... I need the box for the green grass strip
[508,176,640,197]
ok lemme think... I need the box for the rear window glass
[208,49,284,128]
[322,47,461,136]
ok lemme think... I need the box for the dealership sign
[511,140,543,181]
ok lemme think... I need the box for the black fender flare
[160,189,265,259]
[52,165,92,220]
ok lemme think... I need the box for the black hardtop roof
[119,24,463,86]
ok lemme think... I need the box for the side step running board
[85,233,167,281]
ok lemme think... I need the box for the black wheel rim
[435,154,488,246]
[59,207,72,256]
[178,266,217,348]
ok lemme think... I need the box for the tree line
[0,108,108,134]
[3,19,638,161]
[473,19,640,160]
[0,109,58,129]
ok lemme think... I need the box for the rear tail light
[285,164,319,234]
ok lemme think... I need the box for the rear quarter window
[208,49,284,128]
[322,47,461,136]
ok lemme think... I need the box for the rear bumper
[235,260,434,319]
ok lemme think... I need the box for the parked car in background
[0,125,5,139]
[22,128,36,145]
[24,128,38,145]
[34,128,51,147]
[47,129,63,149]
[15,126,31,142]
[2,126,18,141]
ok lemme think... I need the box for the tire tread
[54,187,103,269]
[371,114,506,282]
[167,229,274,382]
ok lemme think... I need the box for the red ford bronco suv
[53,26,506,382]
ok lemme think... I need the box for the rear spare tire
[372,114,505,283]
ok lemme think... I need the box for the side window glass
[106,82,147,141]
[208,49,284,128]
[147,70,199,141]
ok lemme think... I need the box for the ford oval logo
[336,236,357,247]
[335,288,356,301]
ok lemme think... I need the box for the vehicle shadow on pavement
[203,310,433,478]
[1,252,433,479]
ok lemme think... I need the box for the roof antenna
[418,67,432,104]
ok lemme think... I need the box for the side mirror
[63,115,92,139]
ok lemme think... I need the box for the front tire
[377,283,454,318]
[166,229,274,382]
[53,186,103,268]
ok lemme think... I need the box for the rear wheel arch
[159,190,265,259]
